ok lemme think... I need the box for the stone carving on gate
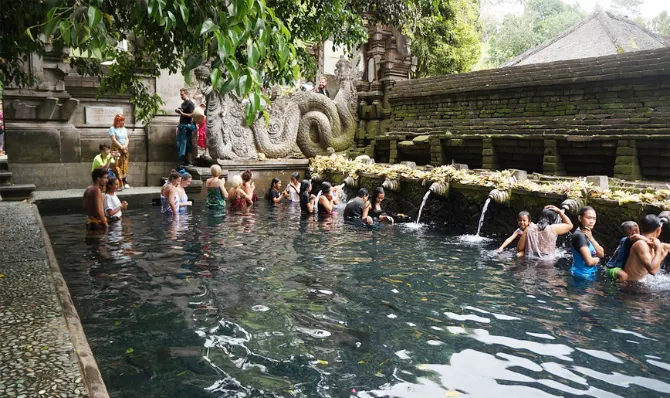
[194,56,358,160]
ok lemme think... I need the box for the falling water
[314,191,322,215]
[336,183,347,206]
[475,198,492,236]
[415,190,432,225]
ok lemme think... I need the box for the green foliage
[407,0,481,77]
[649,11,670,40]
[21,0,298,125]
[610,0,643,17]
[486,0,585,67]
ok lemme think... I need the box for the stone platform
[31,187,162,213]
[0,202,108,397]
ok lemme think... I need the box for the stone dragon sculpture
[194,56,358,160]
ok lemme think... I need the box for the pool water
[43,203,670,397]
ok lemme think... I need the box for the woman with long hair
[268,177,288,205]
[241,170,259,203]
[369,186,394,224]
[570,206,605,280]
[160,170,181,215]
[517,205,572,259]
[109,114,130,188]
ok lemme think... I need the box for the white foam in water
[402,223,424,231]
[387,314,398,319]
[611,329,657,341]
[251,305,270,312]
[647,360,670,371]
[296,327,332,338]
[526,332,555,340]
[458,234,491,244]
[640,273,670,291]
[395,349,411,360]
[445,312,491,324]
[426,340,444,346]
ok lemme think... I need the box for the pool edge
[32,205,111,398]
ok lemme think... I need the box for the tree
[486,0,585,66]
[610,0,643,18]
[407,0,481,77]
[649,11,670,40]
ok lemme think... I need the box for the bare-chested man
[622,214,669,281]
[83,167,109,230]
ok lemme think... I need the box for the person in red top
[194,103,208,158]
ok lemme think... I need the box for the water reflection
[42,203,670,398]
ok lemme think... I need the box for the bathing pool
[42,203,670,397]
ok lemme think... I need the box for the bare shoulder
[631,239,650,252]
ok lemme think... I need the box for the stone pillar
[482,137,498,170]
[614,140,642,180]
[543,139,565,175]
[389,139,399,164]
[430,136,443,167]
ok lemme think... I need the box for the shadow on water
[42,203,670,398]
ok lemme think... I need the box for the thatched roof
[503,11,668,67]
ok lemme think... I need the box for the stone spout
[382,178,401,192]
[429,182,449,198]
[560,197,587,214]
[488,189,511,205]
[344,176,358,188]
[659,211,670,228]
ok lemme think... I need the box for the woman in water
[176,170,193,213]
[299,180,315,214]
[570,206,605,280]
[286,172,301,203]
[369,187,394,224]
[317,182,336,215]
[204,164,228,209]
[517,205,572,259]
[241,170,259,203]
[103,177,128,222]
[227,174,253,209]
[109,114,131,188]
[161,170,181,215]
[268,177,289,205]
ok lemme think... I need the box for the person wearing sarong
[109,114,130,189]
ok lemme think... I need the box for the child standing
[497,211,531,253]
[104,177,128,222]
[195,103,208,158]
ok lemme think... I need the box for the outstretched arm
[498,232,520,253]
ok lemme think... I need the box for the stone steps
[0,170,12,183]
[0,156,36,201]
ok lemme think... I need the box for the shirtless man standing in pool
[622,214,668,281]
[83,167,109,230]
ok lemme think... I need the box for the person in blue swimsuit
[570,206,605,280]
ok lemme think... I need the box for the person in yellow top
[109,114,130,188]
[91,144,117,177]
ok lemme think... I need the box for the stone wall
[2,49,184,190]
[376,47,670,180]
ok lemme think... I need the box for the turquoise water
[43,203,670,397]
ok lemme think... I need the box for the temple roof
[503,10,668,67]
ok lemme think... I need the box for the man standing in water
[83,167,109,230]
[622,215,669,281]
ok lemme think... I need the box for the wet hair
[621,221,638,232]
[536,208,559,231]
[106,177,118,191]
[291,172,300,180]
[168,169,182,182]
[91,167,109,182]
[229,174,243,188]
[270,177,280,189]
[357,188,369,198]
[210,164,222,177]
[242,170,253,182]
[321,181,332,195]
[99,144,110,151]
[518,211,530,220]
[371,187,385,206]
[179,170,192,180]
[577,206,596,228]
[300,179,311,194]
[639,214,662,234]
[113,114,125,127]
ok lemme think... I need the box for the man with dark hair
[622,214,668,281]
[343,188,373,225]
[83,167,109,230]
[176,88,196,166]
[313,77,330,97]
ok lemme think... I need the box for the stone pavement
[0,202,108,397]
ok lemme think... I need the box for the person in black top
[299,180,315,213]
[370,186,394,224]
[314,77,330,97]
[176,88,196,166]
[268,177,288,205]
[343,188,373,225]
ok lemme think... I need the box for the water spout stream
[476,198,492,237]
[416,190,432,224]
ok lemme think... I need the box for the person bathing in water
[83,167,109,230]
[268,177,289,205]
[177,170,194,213]
[570,206,605,280]
[299,180,316,214]
[286,172,301,203]
[161,170,182,215]
[317,182,339,215]
[204,165,228,209]
[517,205,572,259]
[618,215,669,281]
[369,187,394,224]
[343,188,373,225]
[606,221,648,280]
[497,211,531,253]
[104,177,128,222]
